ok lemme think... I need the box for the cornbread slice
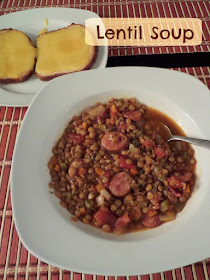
[0,29,36,84]
[35,24,97,81]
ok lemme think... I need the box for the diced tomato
[154,146,166,158]
[176,172,192,182]
[68,133,84,144]
[168,187,181,198]
[119,156,136,169]
[94,209,116,226]
[167,176,185,189]
[141,214,162,228]
[115,214,130,229]
[168,176,180,186]
[118,123,128,130]
[144,139,155,148]
[123,110,142,121]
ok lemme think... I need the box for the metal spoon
[156,121,210,150]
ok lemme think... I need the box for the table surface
[0,0,210,279]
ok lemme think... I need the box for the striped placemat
[0,0,210,279]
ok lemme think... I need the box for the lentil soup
[48,98,196,234]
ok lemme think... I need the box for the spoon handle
[169,135,210,150]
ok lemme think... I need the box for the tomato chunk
[168,187,182,198]
[154,146,166,158]
[141,214,162,228]
[167,176,185,189]
[119,156,136,169]
[115,214,130,229]
[144,139,155,148]
[68,133,84,144]
[176,172,192,182]
[94,209,116,226]
[118,123,128,130]
[123,110,142,121]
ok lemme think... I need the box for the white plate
[0,8,108,107]
[11,67,210,276]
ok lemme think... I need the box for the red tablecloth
[0,0,210,279]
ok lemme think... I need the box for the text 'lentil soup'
[48,98,196,234]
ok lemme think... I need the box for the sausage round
[101,131,128,152]
[109,172,131,197]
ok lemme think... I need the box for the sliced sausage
[101,131,128,152]
[94,209,116,226]
[109,172,131,197]
[68,132,84,144]
[141,214,162,228]
[123,110,142,121]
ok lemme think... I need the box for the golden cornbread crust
[35,24,98,81]
[0,29,36,84]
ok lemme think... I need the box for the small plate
[0,8,108,107]
[11,67,210,276]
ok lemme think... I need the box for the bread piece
[35,24,97,81]
[0,29,36,84]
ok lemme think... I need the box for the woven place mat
[0,67,210,280]
[0,0,209,55]
[0,0,210,279]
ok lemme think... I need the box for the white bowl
[11,67,210,276]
